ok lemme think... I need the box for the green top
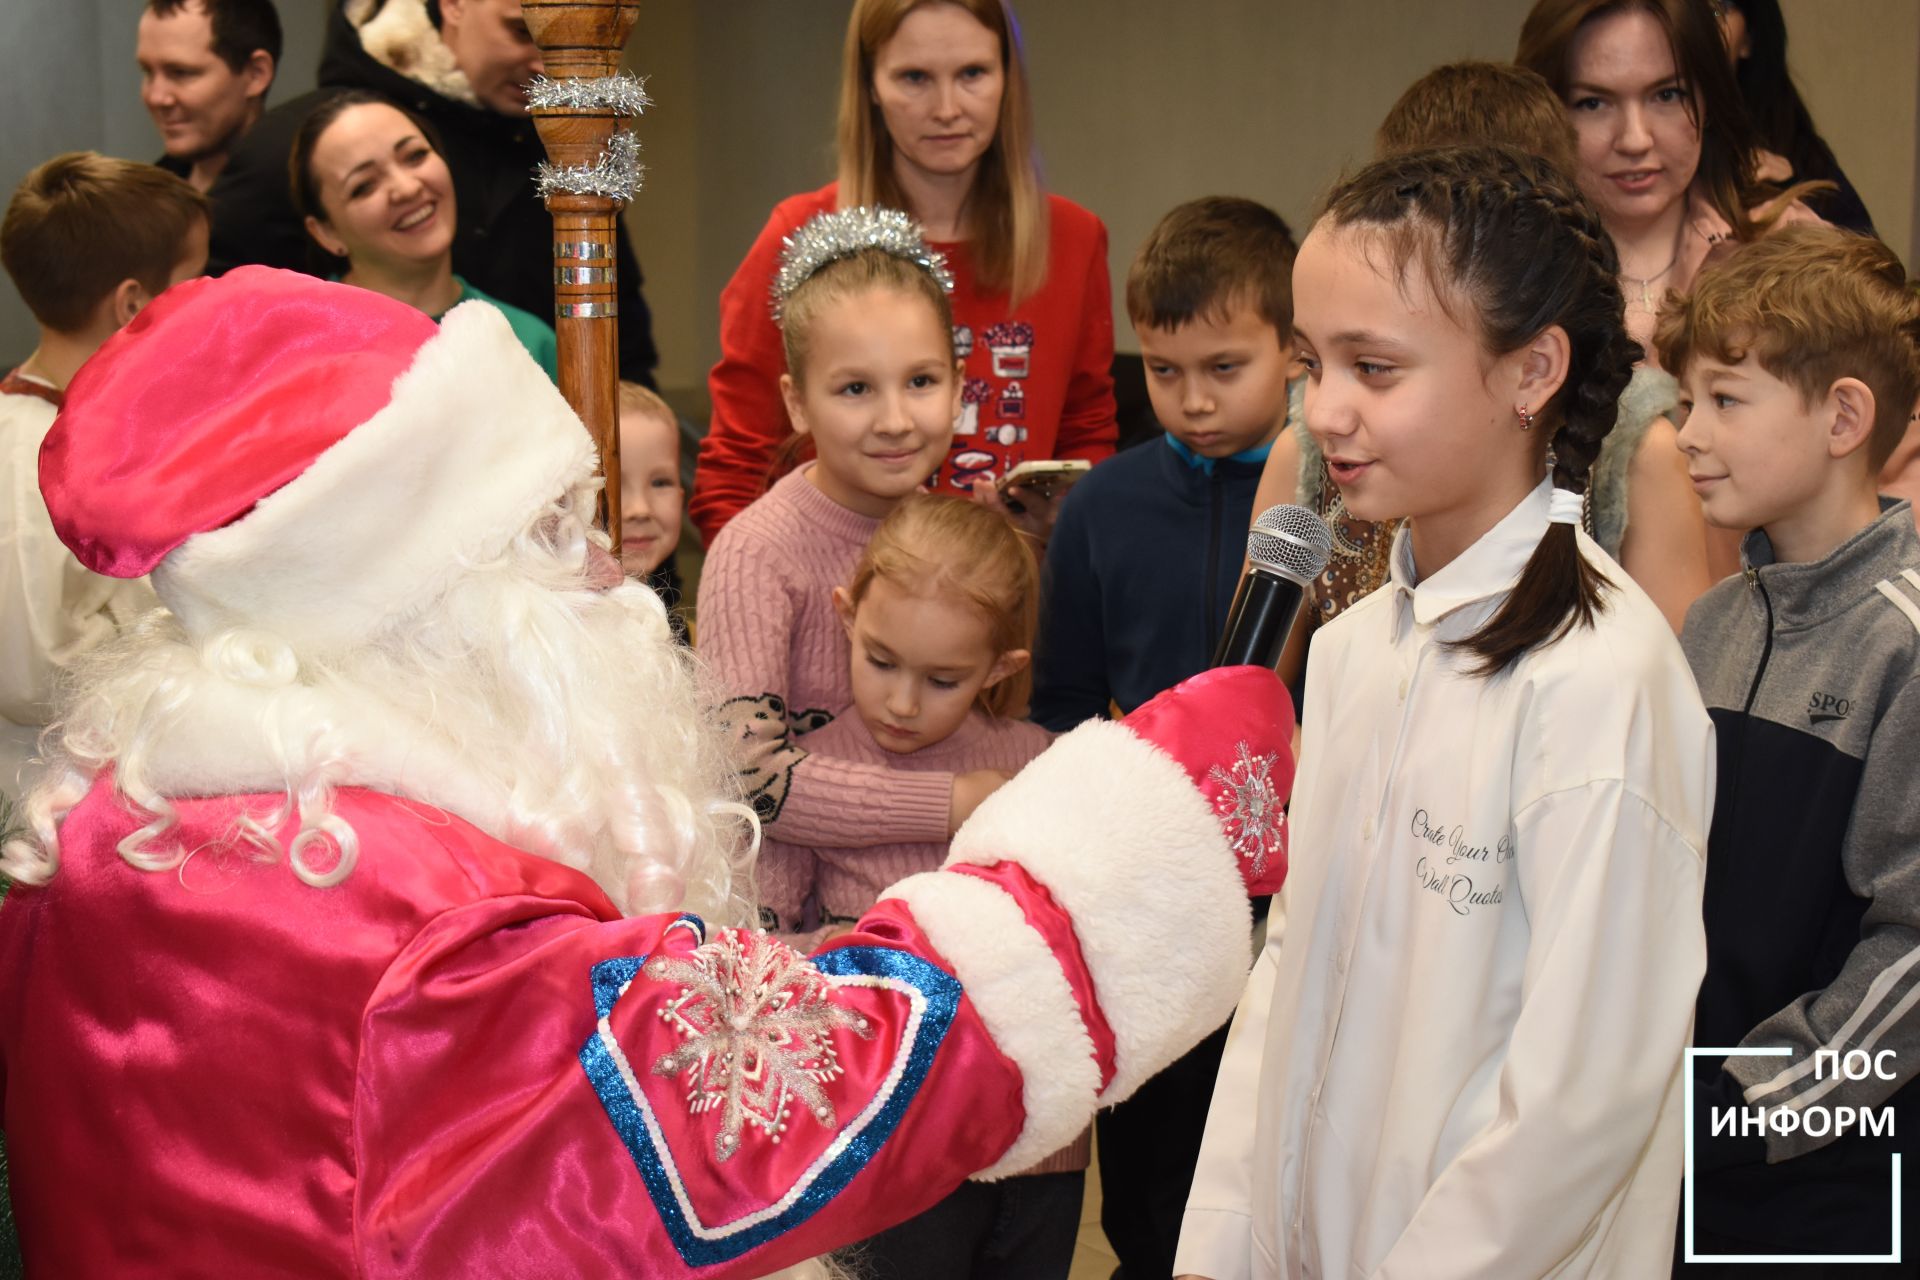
[441,277,560,384]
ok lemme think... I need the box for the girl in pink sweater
[783,494,1078,1277]
[697,210,1010,934]
[762,494,1051,938]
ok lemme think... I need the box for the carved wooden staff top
[522,0,644,547]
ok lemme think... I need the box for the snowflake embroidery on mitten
[649,930,875,1161]
[1207,741,1285,878]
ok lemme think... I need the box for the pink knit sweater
[757,709,1053,928]
[695,466,955,848]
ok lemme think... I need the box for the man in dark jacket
[140,0,280,195]
[206,0,658,384]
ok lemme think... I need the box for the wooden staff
[522,0,643,547]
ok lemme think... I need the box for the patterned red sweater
[692,183,1118,543]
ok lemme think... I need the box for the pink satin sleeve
[354,896,1025,1278]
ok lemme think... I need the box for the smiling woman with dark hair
[289,88,558,381]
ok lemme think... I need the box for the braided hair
[1320,143,1640,675]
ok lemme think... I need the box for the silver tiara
[770,207,954,322]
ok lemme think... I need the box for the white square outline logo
[1685,1047,1903,1264]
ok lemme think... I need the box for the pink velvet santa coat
[0,666,1292,1278]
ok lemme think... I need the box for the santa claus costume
[0,268,1293,1278]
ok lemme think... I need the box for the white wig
[2,482,756,925]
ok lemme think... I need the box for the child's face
[834,577,1026,755]
[1674,355,1845,535]
[781,287,958,518]
[1292,226,1552,543]
[1138,303,1293,459]
[617,407,683,576]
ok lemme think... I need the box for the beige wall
[625,0,1920,403]
[4,2,1905,382]
[1778,0,1920,263]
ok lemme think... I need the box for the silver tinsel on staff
[525,72,652,116]
[771,206,955,321]
[527,73,650,204]
[534,128,644,203]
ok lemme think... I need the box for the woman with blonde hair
[692,0,1117,545]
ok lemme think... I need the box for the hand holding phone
[994,459,1090,504]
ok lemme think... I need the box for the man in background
[137,0,280,281]
[211,0,659,385]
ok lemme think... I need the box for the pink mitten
[875,664,1296,1177]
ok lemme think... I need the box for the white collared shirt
[1177,481,1715,1280]
[2,385,156,798]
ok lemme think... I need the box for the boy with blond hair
[1,152,208,797]
[1660,223,1920,1267]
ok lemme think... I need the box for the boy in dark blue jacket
[1034,197,1297,730]
[1032,196,1295,1278]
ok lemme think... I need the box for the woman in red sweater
[692,0,1118,545]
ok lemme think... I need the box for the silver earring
[1516,405,1536,431]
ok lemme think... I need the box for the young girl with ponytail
[1174,144,1715,1280]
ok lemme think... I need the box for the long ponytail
[1319,144,1639,675]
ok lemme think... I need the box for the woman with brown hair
[289,87,558,381]
[1517,0,1821,354]
[691,0,1117,546]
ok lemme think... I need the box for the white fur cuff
[879,871,1100,1181]
[947,719,1252,1102]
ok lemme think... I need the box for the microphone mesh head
[1248,504,1334,582]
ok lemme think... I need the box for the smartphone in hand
[995,459,1090,510]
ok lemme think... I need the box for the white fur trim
[153,301,593,652]
[136,670,514,839]
[947,719,1251,1102]
[880,872,1100,1181]
[351,0,475,105]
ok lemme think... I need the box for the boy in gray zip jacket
[1659,224,1920,1269]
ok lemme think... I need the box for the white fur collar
[345,0,478,107]
[140,666,517,849]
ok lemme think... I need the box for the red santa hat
[40,267,595,652]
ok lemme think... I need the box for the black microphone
[1212,504,1334,669]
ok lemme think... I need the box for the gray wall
[4,1,1916,393]
[0,0,327,361]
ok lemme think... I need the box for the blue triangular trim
[579,942,960,1266]
[590,955,646,1020]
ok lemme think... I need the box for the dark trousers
[1097,1022,1231,1280]
[839,1170,1085,1280]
